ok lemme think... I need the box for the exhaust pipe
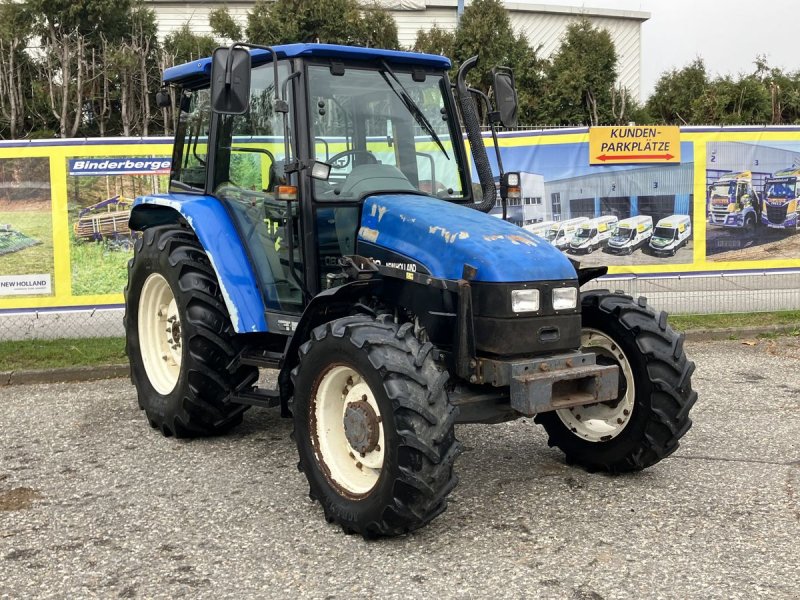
[456,56,496,213]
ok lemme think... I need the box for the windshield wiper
[379,60,449,160]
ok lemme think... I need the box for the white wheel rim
[138,273,182,395]
[311,365,385,498]
[556,328,635,442]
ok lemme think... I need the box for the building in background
[544,163,694,223]
[490,171,550,226]
[145,1,650,101]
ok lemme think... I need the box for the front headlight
[552,287,578,310]
[511,289,540,313]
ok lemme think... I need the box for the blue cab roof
[163,43,452,87]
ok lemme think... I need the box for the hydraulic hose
[456,56,496,213]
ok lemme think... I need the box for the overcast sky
[517,0,798,99]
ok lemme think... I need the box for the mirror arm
[227,42,282,104]
[280,71,301,175]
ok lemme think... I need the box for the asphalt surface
[1,338,799,599]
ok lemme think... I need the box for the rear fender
[130,194,268,333]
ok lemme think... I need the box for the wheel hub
[138,273,182,396]
[311,365,385,497]
[343,399,380,455]
[555,328,636,443]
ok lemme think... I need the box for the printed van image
[707,170,766,233]
[567,215,618,255]
[605,215,653,255]
[523,219,555,238]
[546,217,589,250]
[649,214,692,257]
[761,168,800,230]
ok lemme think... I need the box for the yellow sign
[589,126,681,165]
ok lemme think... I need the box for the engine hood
[357,194,577,282]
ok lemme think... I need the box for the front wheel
[292,314,460,537]
[535,291,697,472]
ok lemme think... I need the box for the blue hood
[358,194,577,283]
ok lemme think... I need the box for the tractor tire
[124,225,256,437]
[535,291,696,473]
[291,314,460,538]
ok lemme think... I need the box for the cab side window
[171,90,211,191]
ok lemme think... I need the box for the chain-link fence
[2,270,799,342]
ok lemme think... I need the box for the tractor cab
[153,44,498,318]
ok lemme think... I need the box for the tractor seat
[339,164,415,198]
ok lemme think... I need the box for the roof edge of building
[424,1,650,22]
[145,1,650,22]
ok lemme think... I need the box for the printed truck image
[707,170,766,233]
[567,215,618,255]
[605,215,653,255]
[761,168,800,230]
[649,214,692,257]
[523,219,555,238]
[124,42,696,538]
[545,216,590,250]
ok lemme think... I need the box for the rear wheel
[535,291,697,472]
[125,225,256,437]
[292,314,460,537]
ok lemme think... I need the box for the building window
[551,192,561,220]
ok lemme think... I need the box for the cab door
[211,60,305,317]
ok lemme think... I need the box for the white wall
[147,1,648,101]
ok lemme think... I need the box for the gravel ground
[1,338,799,599]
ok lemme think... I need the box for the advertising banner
[0,138,171,311]
[0,129,798,314]
[0,156,53,299]
[488,126,800,276]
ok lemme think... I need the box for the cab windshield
[653,226,677,240]
[765,179,797,198]
[709,182,734,202]
[612,227,635,242]
[307,63,468,201]
[573,228,595,240]
[546,229,561,241]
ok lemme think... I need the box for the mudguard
[130,194,268,333]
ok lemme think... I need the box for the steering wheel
[327,149,379,171]
[419,179,448,195]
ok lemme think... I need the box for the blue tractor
[125,43,697,537]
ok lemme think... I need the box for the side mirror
[155,88,171,108]
[492,67,518,128]
[210,46,251,115]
